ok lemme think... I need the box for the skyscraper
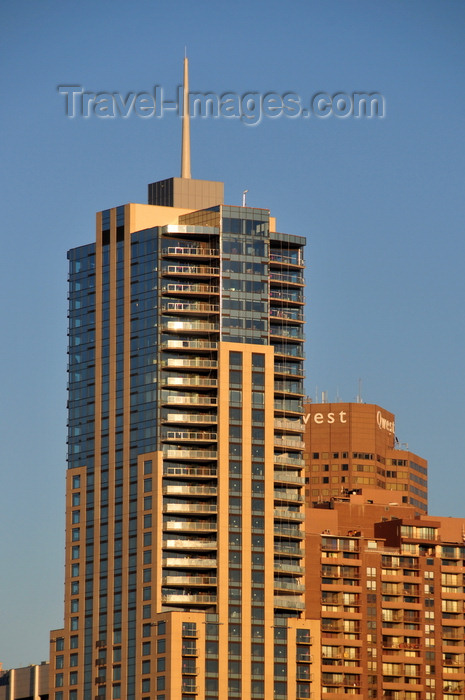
[49,59,319,700]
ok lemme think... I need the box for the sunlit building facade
[48,152,321,700]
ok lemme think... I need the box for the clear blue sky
[1,0,464,669]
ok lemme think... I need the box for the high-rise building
[303,402,428,512]
[304,492,465,699]
[302,400,465,699]
[49,59,319,700]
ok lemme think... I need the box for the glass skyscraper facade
[50,176,320,700]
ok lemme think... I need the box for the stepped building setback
[48,58,318,700]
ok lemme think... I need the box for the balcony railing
[165,395,217,406]
[163,466,217,478]
[164,503,217,514]
[163,413,217,424]
[274,596,306,610]
[162,557,217,567]
[164,538,217,549]
[164,521,217,532]
[164,377,218,388]
[162,339,218,351]
[161,283,219,294]
[274,472,306,485]
[162,358,218,369]
[162,320,219,332]
[162,431,217,442]
[274,508,305,521]
[162,301,219,313]
[274,489,304,503]
[163,448,217,460]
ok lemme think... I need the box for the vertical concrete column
[33,665,39,700]
[8,669,14,700]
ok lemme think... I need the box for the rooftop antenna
[356,378,363,403]
[242,189,248,206]
[181,52,191,179]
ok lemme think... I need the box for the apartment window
[72,475,81,489]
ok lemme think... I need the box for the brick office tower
[303,402,428,513]
[49,59,320,700]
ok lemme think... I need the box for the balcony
[162,301,220,313]
[162,593,217,604]
[163,413,217,424]
[163,485,217,497]
[274,525,304,539]
[162,339,218,351]
[270,271,304,286]
[274,489,304,503]
[274,562,305,574]
[274,542,303,557]
[162,557,217,568]
[274,508,305,521]
[164,395,217,406]
[274,580,305,592]
[162,358,218,369]
[162,430,217,442]
[270,252,304,266]
[274,454,305,467]
[163,448,217,460]
[274,417,304,432]
[274,472,306,485]
[164,376,218,388]
[274,436,305,449]
[162,264,219,276]
[274,596,306,610]
[162,320,219,333]
[163,465,217,478]
[161,283,219,295]
[270,308,304,322]
[270,289,304,304]
[162,246,219,257]
[162,575,217,586]
[164,503,217,515]
[164,521,217,532]
[164,538,217,550]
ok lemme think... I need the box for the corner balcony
[274,435,305,449]
[270,308,304,323]
[269,252,304,267]
[161,301,220,314]
[274,562,305,575]
[274,471,306,485]
[163,538,217,550]
[274,541,304,557]
[164,520,217,532]
[163,484,217,497]
[163,412,217,425]
[270,271,304,286]
[274,508,305,521]
[161,246,219,258]
[162,448,217,460]
[162,358,218,370]
[270,289,304,305]
[163,376,218,389]
[161,282,219,295]
[164,503,217,515]
[274,364,305,379]
[161,339,218,352]
[162,575,217,586]
[274,580,306,593]
[163,465,217,479]
[274,596,306,610]
[161,264,220,277]
[162,593,217,605]
[274,400,303,415]
[162,320,219,333]
[162,557,217,568]
[274,417,304,432]
[163,395,217,407]
[274,489,304,503]
[274,524,304,539]
[162,430,217,443]
[274,454,305,468]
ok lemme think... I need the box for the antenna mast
[181,55,191,179]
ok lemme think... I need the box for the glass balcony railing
[163,448,217,459]
[162,575,217,586]
[162,430,217,442]
[162,320,219,332]
[163,485,217,497]
[162,339,218,351]
[161,283,219,294]
[274,489,304,503]
[164,538,217,549]
[162,301,220,313]
[164,503,217,514]
[164,377,217,388]
[163,413,217,424]
[164,521,217,532]
[274,508,305,521]
[274,472,306,485]
[162,358,218,369]
[162,557,217,568]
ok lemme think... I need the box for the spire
[181,55,191,179]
